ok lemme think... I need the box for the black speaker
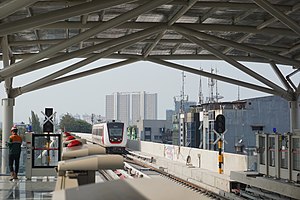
[215,114,225,133]
[43,108,54,133]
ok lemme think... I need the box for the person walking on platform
[7,126,22,181]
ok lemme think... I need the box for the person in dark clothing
[7,126,22,181]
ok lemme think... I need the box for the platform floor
[0,175,56,200]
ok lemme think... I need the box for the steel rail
[124,157,228,200]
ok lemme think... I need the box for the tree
[59,113,92,133]
[29,111,42,133]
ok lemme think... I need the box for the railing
[256,132,300,182]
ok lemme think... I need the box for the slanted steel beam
[173,25,300,68]
[223,2,300,54]
[175,30,293,100]
[41,22,297,37]
[0,0,39,20]
[0,0,136,36]
[148,58,279,96]
[3,25,165,80]
[34,59,138,92]
[253,0,300,36]
[9,30,158,97]
[0,0,172,80]
[143,0,198,58]
[269,61,293,92]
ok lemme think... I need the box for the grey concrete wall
[127,140,247,175]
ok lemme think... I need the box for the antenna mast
[215,68,218,102]
[180,71,186,113]
[198,68,203,105]
[208,68,215,103]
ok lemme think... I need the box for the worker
[7,126,22,181]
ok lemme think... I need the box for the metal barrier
[257,130,300,182]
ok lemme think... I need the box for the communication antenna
[174,71,188,113]
[180,71,186,113]
[208,68,215,103]
[198,68,203,105]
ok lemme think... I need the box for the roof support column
[1,36,14,174]
[253,0,300,36]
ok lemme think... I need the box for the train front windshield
[107,123,124,142]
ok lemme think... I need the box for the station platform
[0,175,55,199]
[0,173,215,200]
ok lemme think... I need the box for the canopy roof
[0,0,299,100]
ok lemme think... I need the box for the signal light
[215,114,225,133]
[43,108,54,133]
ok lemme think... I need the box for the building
[172,114,180,145]
[106,92,130,126]
[106,92,157,127]
[132,92,157,124]
[105,94,115,121]
[166,109,175,123]
[174,100,197,113]
[186,112,201,148]
[173,95,290,153]
[136,120,172,143]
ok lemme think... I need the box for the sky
[0,58,298,124]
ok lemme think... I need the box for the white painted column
[1,98,15,174]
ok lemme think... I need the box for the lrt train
[92,121,127,154]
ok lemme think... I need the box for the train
[92,121,127,154]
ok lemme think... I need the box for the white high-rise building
[106,94,115,121]
[106,92,157,126]
[106,93,130,126]
[132,92,157,124]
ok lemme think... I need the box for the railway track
[124,157,228,200]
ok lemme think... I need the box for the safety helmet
[11,126,18,132]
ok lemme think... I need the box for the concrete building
[132,92,157,124]
[172,114,180,146]
[105,94,115,121]
[173,95,290,153]
[106,92,157,127]
[136,120,172,143]
[166,109,175,123]
[105,93,130,126]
